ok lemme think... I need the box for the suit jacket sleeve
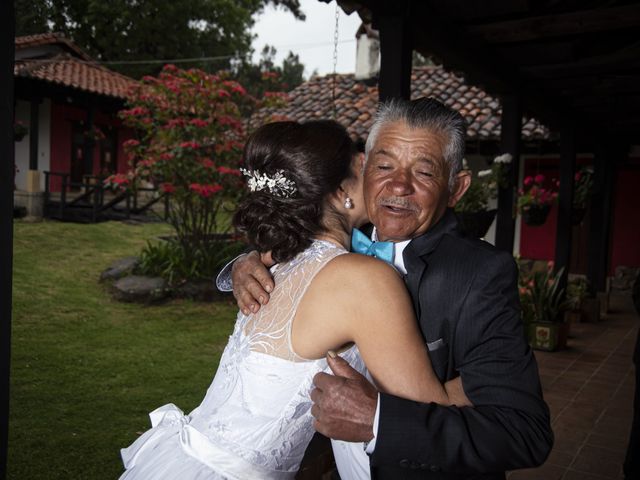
[370,252,553,474]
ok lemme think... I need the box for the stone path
[508,294,638,480]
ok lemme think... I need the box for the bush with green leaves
[137,237,245,286]
[455,153,511,213]
[107,64,286,284]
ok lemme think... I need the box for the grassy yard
[8,219,238,479]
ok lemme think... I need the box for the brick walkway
[508,294,639,480]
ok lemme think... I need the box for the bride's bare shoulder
[312,253,403,293]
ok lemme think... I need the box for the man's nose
[387,169,414,195]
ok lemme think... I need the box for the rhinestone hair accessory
[240,168,297,198]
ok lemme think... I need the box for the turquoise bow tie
[351,228,394,264]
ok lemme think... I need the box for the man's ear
[357,152,365,173]
[447,170,472,207]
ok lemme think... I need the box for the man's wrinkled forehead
[372,121,448,163]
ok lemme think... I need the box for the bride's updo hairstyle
[233,120,356,263]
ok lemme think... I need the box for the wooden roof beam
[468,4,640,44]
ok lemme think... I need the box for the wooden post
[376,2,412,102]
[587,139,618,296]
[495,93,522,253]
[0,0,15,477]
[29,99,39,170]
[83,107,95,179]
[554,121,576,290]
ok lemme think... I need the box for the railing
[43,171,170,222]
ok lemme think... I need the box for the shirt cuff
[364,393,381,454]
[214,253,247,292]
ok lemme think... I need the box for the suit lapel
[402,210,459,325]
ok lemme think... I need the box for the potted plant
[455,153,511,238]
[565,276,589,324]
[519,261,570,351]
[517,174,558,226]
[572,166,593,225]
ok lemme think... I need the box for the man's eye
[418,171,433,177]
[377,165,392,170]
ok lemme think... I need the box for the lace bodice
[120,240,366,480]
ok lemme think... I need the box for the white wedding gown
[119,240,366,480]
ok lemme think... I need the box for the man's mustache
[377,197,419,212]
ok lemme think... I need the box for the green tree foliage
[233,45,305,98]
[14,0,304,79]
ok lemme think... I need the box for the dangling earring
[344,197,353,209]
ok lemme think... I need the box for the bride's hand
[232,251,275,315]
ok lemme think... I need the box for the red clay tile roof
[16,32,93,61]
[15,34,135,100]
[254,66,550,142]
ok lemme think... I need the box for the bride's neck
[315,210,353,250]
[315,229,351,250]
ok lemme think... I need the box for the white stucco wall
[13,98,51,191]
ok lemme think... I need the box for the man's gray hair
[365,97,467,190]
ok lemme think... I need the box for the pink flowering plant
[110,64,287,283]
[517,174,559,214]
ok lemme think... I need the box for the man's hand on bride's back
[232,251,275,315]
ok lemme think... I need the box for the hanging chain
[332,2,340,119]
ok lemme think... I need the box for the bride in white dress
[119,120,466,480]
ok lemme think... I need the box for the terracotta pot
[456,209,497,238]
[522,205,550,226]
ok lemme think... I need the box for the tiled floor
[508,294,638,480]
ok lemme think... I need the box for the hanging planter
[522,205,550,226]
[456,209,497,238]
[14,121,28,142]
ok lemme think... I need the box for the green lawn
[8,220,238,479]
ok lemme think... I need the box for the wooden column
[83,107,95,179]
[495,94,522,253]
[0,0,15,477]
[29,99,39,170]
[587,139,618,295]
[376,2,412,102]
[554,121,576,289]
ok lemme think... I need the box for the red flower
[160,183,176,193]
[523,176,533,186]
[189,183,222,197]
[123,139,140,148]
[180,141,201,149]
[218,166,241,176]
[201,158,215,168]
[159,152,174,161]
[189,118,209,128]
[534,173,545,184]
[166,118,187,129]
[217,89,231,98]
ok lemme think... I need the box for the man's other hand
[232,251,275,315]
[311,351,377,442]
